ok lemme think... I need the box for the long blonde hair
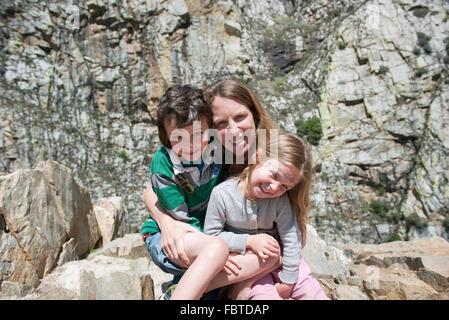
[239,134,313,232]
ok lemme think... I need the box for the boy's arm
[143,183,199,267]
[203,189,249,254]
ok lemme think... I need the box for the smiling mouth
[258,183,270,195]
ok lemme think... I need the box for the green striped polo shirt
[141,146,225,235]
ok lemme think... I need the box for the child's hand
[246,234,280,260]
[223,253,242,276]
[160,218,200,267]
[275,282,294,300]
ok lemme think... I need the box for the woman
[143,79,304,298]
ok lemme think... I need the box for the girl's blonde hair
[239,134,313,232]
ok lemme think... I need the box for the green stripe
[153,184,185,211]
[150,147,174,178]
[185,174,221,208]
[141,215,203,235]
[141,147,226,236]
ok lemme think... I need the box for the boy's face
[165,115,210,162]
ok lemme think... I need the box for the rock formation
[0,161,100,296]
[1,161,448,299]
[93,196,129,246]
[0,0,448,251]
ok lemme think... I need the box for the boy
[141,85,229,299]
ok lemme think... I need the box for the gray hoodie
[203,179,302,284]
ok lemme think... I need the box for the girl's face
[248,158,301,199]
[211,96,256,158]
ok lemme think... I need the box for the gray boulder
[24,255,154,300]
[0,161,100,296]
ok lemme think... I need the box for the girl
[204,134,329,300]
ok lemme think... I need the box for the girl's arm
[203,189,249,254]
[275,195,302,285]
[143,185,199,267]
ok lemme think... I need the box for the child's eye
[272,171,278,179]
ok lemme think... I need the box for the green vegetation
[337,41,346,50]
[405,213,428,230]
[387,233,401,242]
[368,200,401,224]
[415,67,429,77]
[272,75,288,90]
[295,116,322,145]
[369,200,391,218]
[378,186,387,196]
[387,211,402,224]
[413,47,421,56]
[416,32,432,54]
[377,65,389,75]
[119,150,130,161]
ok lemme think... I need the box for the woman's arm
[143,185,199,267]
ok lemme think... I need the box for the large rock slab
[0,161,100,295]
[93,197,129,246]
[86,233,173,299]
[87,233,148,261]
[343,237,449,299]
[24,255,154,300]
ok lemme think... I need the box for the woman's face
[211,96,256,158]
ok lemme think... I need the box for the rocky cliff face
[1,0,448,244]
[1,161,448,299]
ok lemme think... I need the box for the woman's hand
[246,234,280,260]
[159,215,200,268]
[275,282,294,300]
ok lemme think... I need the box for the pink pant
[249,257,330,300]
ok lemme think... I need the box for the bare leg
[170,232,229,300]
[204,250,281,296]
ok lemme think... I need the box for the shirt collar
[167,148,205,175]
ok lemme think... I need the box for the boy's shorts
[144,231,222,299]
[145,232,187,278]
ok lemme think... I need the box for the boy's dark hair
[157,85,212,148]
